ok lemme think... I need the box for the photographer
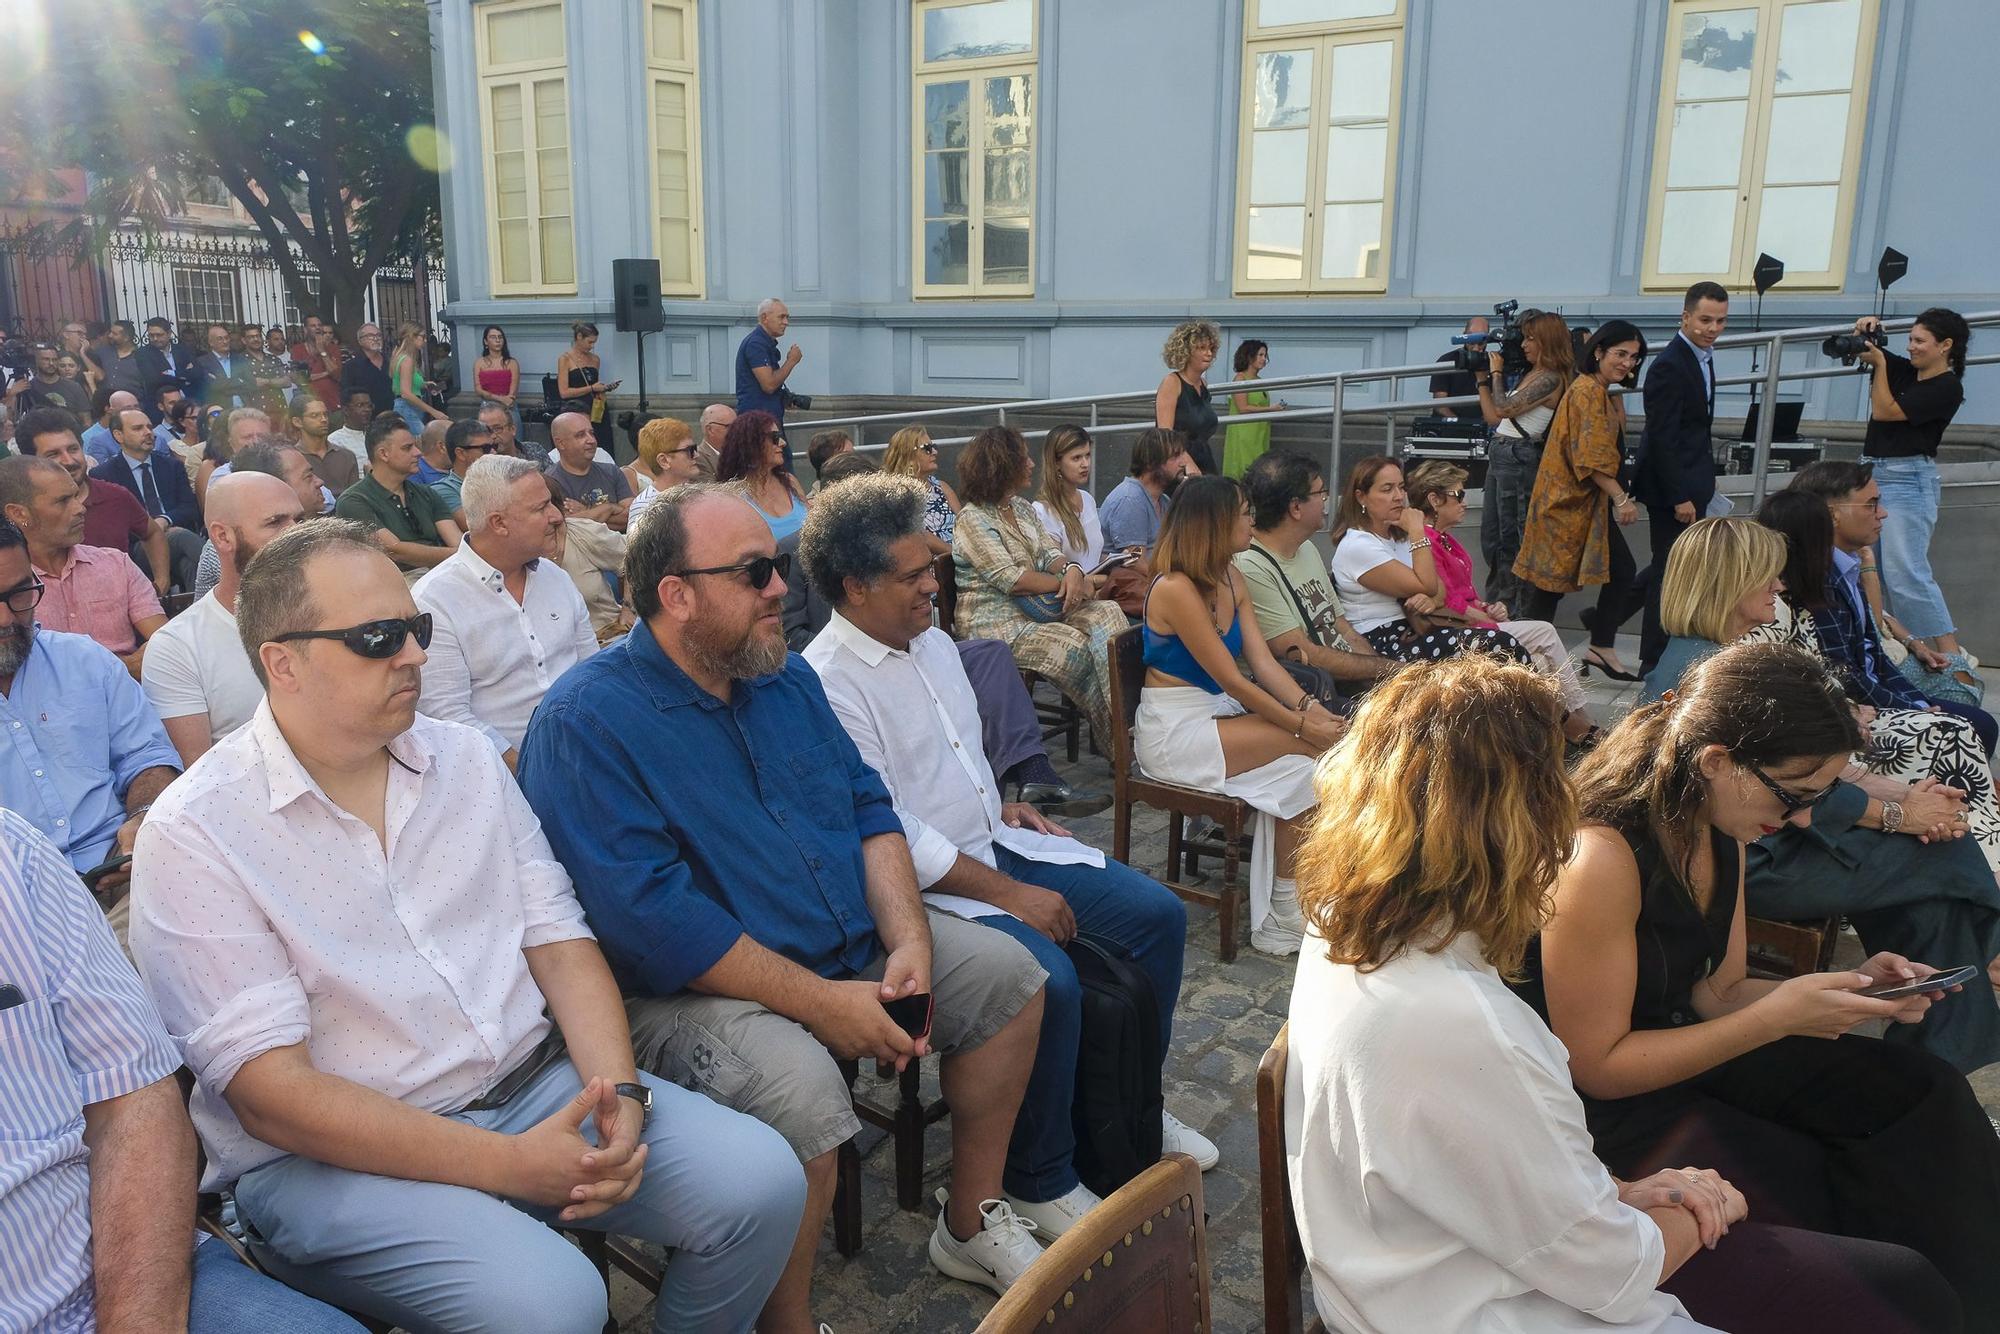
[1474,310,1572,612]
[1853,309,1974,685]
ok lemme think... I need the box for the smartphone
[882,992,934,1039]
[79,854,132,889]
[1857,966,1978,1000]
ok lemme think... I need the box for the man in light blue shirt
[1098,428,1192,553]
[80,388,141,466]
[0,520,179,879]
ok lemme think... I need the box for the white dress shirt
[1286,929,1694,1333]
[326,425,369,469]
[129,705,594,1188]
[412,538,597,752]
[804,613,1100,922]
[139,590,264,743]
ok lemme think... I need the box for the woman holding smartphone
[1525,641,2000,1328]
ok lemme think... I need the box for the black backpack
[1064,932,1164,1197]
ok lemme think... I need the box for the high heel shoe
[1579,649,1642,683]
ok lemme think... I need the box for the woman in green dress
[1223,339,1286,477]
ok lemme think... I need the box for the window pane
[1319,201,1383,280]
[497,220,531,285]
[1657,188,1738,273]
[1245,206,1306,281]
[533,80,568,154]
[1328,40,1392,121]
[490,84,524,154]
[1665,99,1748,188]
[1776,0,1861,93]
[650,1,687,63]
[923,220,970,286]
[655,80,688,150]
[923,81,970,151]
[925,152,970,216]
[1255,0,1396,28]
[487,3,564,65]
[1323,124,1386,202]
[983,216,1029,285]
[1763,91,1848,183]
[1675,8,1758,101]
[1249,129,1308,205]
[537,147,570,214]
[983,148,1032,217]
[659,219,693,284]
[1755,184,1838,271]
[1251,49,1314,129]
[540,219,574,286]
[922,0,1032,63]
[984,74,1031,146]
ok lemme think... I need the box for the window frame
[646,0,706,298]
[1641,0,1879,292]
[1231,0,1406,296]
[910,0,1040,300]
[474,0,578,297]
[171,264,241,329]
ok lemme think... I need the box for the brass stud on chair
[1142,1219,1154,1236]
[1101,1248,1114,1268]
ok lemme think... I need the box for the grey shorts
[627,908,1046,1162]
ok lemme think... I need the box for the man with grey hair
[800,475,1209,1238]
[735,298,799,459]
[131,518,804,1332]
[480,397,548,464]
[414,454,594,766]
[695,402,734,481]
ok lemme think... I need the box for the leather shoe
[1018,781,1111,818]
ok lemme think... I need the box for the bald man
[141,472,306,763]
[83,389,143,465]
[544,411,633,531]
[414,417,452,486]
[696,403,734,482]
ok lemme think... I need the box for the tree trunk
[326,277,372,338]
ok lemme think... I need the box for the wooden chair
[828,1054,952,1255]
[1745,915,1842,979]
[973,1153,1210,1334]
[1256,1025,1326,1334]
[1107,625,1251,961]
[933,552,959,637]
[1025,670,1084,762]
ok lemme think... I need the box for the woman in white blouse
[1287,653,1961,1334]
[1032,425,1107,569]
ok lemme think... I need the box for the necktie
[135,460,164,518]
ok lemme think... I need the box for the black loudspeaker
[612,258,664,333]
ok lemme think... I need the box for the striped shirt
[0,808,183,1332]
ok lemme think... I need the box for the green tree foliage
[4,0,441,328]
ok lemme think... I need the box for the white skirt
[1134,686,1319,931]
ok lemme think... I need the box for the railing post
[1328,374,1345,483]
[1748,333,1786,510]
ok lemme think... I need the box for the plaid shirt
[1812,550,1929,711]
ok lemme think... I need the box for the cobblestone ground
[605,637,2000,1333]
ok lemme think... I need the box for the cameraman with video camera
[1851,308,1975,687]
[1473,309,1572,613]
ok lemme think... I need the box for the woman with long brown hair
[1031,424,1104,570]
[715,409,808,541]
[1476,310,1574,611]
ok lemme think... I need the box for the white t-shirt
[1031,490,1104,570]
[1287,930,1694,1334]
[1331,529,1413,633]
[139,591,264,743]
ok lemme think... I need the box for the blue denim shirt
[734,325,786,421]
[518,619,901,995]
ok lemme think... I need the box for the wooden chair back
[1744,915,1841,979]
[975,1153,1211,1334]
[933,552,959,638]
[1257,1023,1325,1334]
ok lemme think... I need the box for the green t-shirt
[1233,536,1354,651]
[334,472,449,567]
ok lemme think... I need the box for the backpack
[1064,932,1164,1197]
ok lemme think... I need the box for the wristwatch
[614,1081,652,1127]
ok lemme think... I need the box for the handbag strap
[1245,541,1323,649]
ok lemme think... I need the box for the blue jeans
[191,1238,368,1332]
[392,398,428,435]
[231,1061,805,1334]
[1871,455,1956,640]
[979,846,1186,1202]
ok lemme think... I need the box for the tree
[2,0,441,329]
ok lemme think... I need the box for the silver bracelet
[1408,538,1433,552]
[1880,799,1905,835]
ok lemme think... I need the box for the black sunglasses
[670,551,790,590]
[0,579,46,615]
[271,613,434,659]
[765,430,785,443]
[1744,762,1836,816]
[918,443,939,455]
[1440,489,1468,501]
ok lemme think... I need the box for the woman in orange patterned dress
[1515,321,1649,680]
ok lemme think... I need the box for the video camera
[0,337,31,379]
[1446,299,1538,379]
[1820,327,1886,366]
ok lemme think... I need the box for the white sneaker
[1250,915,1304,956]
[1004,1181,1105,1238]
[928,1188,1046,1294]
[1162,1110,1220,1171]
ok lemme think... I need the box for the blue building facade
[426,0,2000,426]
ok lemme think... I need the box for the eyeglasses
[1744,762,1837,817]
[918,443,939,455]
[765,430,785,443]
[0,580,46,615]
[669,551,791,590]
[1303,488,1328,500]
[664,444,699,458]
[1440,489,1468,501]
[271,613,433,660]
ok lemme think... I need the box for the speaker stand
[633,331,650,411]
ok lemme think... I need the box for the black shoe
[1018,782,1112,818]
[1579,648,1643,683]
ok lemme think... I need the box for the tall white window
[911,0,1037,298]
[1232,0,1404,295]
[476,0,576,295]
[648,1,705,296]
[1643,0,1878,290]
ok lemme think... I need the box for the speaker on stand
[611,258,663,411]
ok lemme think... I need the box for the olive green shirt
[334,472,449,568]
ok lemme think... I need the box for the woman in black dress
[1154,319,1221,475]
[1522,640,2000,1328]
[555,320,621,459]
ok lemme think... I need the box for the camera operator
[4,343,91,418]
[1473,310,1571,612]
[1427,316,1487,419]
[1853,309,1974,684]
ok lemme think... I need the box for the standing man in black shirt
[1427,316,1487,419]
[5,344,91,419]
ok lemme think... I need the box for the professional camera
[1821,327,1886,366]
[1446,299,1537,378]
[0,337,31,378]
[781,387,813,411]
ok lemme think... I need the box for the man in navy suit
[136,318,194,413]
[91,407,203,590]
[190,322,253,411]
[1634,281,1728,672]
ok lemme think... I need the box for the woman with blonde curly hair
[1155,318,1222,475]
[884,424,960,555]
[1288,652,1964,1334]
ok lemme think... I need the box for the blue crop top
[1143,613,1242,695]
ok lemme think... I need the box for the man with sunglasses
[415,455,596,770]
[331,413,462,578]
[520,485,1053,1325]
[129,519,805,1332]
[428,417,496,529]
[695,402,735,481]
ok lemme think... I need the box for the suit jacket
[1811,572,1929,711]
[1634,335,1716,511]
[91,450,201,534]
[193,352,254,410]
[135,344,194,405]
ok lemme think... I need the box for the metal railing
[792,310,2000,508]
